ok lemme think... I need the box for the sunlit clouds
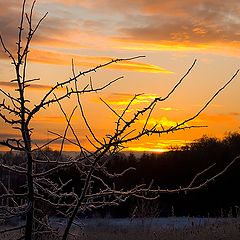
[127,139,191,152]
[39,0,240,55]
[1,0,240,56]
[99,93,159,106]
[140,116,182,128]
[0,47,171,73]
[0,0,239,152]
[0,81,56,91]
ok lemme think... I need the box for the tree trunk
[24,141,34,239]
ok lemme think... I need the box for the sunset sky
[0,0,240,152]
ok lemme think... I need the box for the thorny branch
[0,1,239,240]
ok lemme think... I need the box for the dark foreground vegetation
[1,132,240,219]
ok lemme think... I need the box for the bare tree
[0,0,239,239]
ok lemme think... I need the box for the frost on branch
[0,1,239,240]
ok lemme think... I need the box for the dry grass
[153,219,240,240]
[1,217,240,240]
[70,217,240,240]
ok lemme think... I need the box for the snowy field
[53,216,235,229]
[1,217,240,240]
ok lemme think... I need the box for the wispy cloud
[114,1,240,54]
[110,61,173,73]
[159,107,181,111]
[1,0,239,57]
[140,116,182,128]
[122,0,236,54]
[43,0,240,55]
[0,81,56,90]
[99,93,159,106]
[0,0,85,53]
[127,139,190,152]
[98,93,182,111]
[26,49,171,73]
[0,41,171,73]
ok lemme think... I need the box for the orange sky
[0,0,240,152]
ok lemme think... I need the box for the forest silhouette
[1,132,239,218]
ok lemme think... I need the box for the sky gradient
[0,0,240,152]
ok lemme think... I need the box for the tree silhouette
[0,1,239,239]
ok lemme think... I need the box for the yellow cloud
[116,61,173,73]
[127,139,190,152]
[115,39,240,56]
[100,93,159,106]
[127,146,168,153]
[115,39,212,52]
[159,107,181,111]
[142,116,179,128]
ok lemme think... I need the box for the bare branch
[27,57,144,124]
[0,2,238,240]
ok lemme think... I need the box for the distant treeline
[1,132,240,218]
[102,132,240,217]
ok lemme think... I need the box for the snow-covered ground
[1,217,239,240]
[52,216,237,230]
